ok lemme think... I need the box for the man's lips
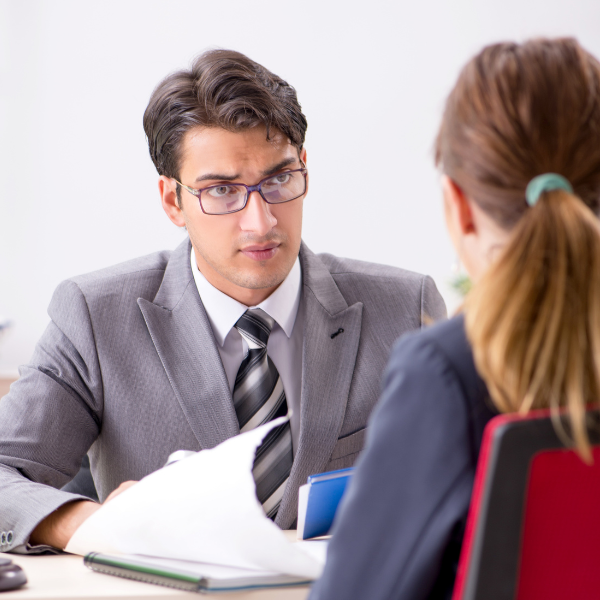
[240,243,280,261]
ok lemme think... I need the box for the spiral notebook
[84,552,314,593]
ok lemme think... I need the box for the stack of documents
[66,418,327,592]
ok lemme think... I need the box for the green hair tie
[525,173,573,206]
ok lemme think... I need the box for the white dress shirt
[190,249,304,452]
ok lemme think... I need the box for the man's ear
[442,175,476,235]
[299,147,308,196]
[159,176,186,228]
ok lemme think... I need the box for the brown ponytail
[435,39,600,460]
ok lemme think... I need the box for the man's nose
[239,191,277,235]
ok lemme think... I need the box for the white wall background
[1,0,599,374]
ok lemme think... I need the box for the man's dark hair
[143,49,307,198]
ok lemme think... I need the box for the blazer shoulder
[390,315,479,394]
[71,250,171,286]
[312,251,446,322]
[388,315,496,445]
[50,250,173,318]
[316,252,427,285]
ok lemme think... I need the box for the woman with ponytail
[309,38,600,600]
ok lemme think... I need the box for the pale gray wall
[1,0,599,374]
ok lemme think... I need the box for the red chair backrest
[452,410,600,600]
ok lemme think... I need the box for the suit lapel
[276,244,363,528]
[138,239,239,450]
[138,239,362,526]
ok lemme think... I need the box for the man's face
[159,126,306,306]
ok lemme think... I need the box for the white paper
[66,417,324,579]
[297,483,309,539]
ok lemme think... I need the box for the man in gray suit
[0,50,445,553]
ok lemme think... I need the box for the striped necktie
[234,308,293,519]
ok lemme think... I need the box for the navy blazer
[309,315,497,600]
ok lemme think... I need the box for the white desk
[0,533,311,600]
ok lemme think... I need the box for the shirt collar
[190,247,302,347]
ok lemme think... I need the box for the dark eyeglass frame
[173,165,308,215]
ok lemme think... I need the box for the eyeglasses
[173,166,308,215]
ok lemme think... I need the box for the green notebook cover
[84,552,314,593]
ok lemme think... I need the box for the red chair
[452,409,600,600]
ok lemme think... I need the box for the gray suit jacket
[0,239,445,552]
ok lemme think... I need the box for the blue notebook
[297,467,354,540]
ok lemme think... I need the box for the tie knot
[235,308,274,348]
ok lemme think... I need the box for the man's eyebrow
[195,172,241,183]
[262,157,299,176]
[193,157,299,183]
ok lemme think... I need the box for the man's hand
[29,480,138,550]
[104,480,137,503]
[29,500,100,550]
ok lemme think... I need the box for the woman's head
[437,38,600,224]
[436,38,600,459]
[437,38,600,277]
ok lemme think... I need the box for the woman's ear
[442,175,476,235]
[442,175,503,282]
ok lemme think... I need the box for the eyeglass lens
[201,171,306,215]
